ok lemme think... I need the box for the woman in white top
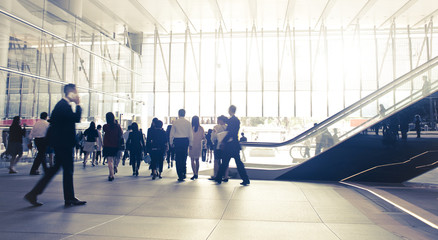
[209,115,229,180]
[189,116,205,180]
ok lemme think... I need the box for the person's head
[192,116,200,132]
[64,83,77,98]
[40,112,48,120]
[228,105,236,116]
[241,132,245,136]
[217,115,227,125]
[131,122,139,132]
[151,118,158,128]
[178,109,186,117]
[97,125,102,130]
[106,112,115,125]
[155,120,163,129]
[128,125,132,131]
[88,121,96,130]
[12,116,20,126]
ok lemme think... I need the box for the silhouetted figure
[29,112,49,175]
[96,125,103,164]
[7,116,26,174]
[399,113,409,141]
[215,105,250,186]
[128,122,146,177]
[189,116,205,180]
[209,115,228,180]
[145,120,166,179]
[422,75,431,97]
[170,109,193,182]
[414,115,422,138]
[25,84,86,207]
[122,125,132,166]
[165,124,175,168]
[103,112,123,181]
[83,122,98,167]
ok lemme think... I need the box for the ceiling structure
[78,0,438,36]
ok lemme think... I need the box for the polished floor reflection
[0,162,437,239]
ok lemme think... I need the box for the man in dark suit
[215,105,250,186]
[25,84,87,206]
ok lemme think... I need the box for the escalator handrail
[241,56,438,148]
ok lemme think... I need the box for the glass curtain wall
[0,0,143,129]
[141,22,438,142]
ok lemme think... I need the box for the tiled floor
[0,161,437,240]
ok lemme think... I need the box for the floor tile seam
[67,232,174,240]
[300,185,342,240]
[0,229,71,236]
[205,186,238,240]
[59,214,126,240]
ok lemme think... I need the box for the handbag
[143,154,151,164]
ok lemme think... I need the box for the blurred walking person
[7,116,26,174]
[82,122,98,167]
[215,105,250,186]
[127,122,145,176]
[189,116,205,180]
[165,124,175,168]
[28,112,50,175]
[103,112,123,181]
[169,109,193,182]
[24,84,86,206]
[95,125,103,164]
[146,120,167,179]
[209,115,228,181]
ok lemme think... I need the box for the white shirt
[169,117,193,146]
[123,130,131,142]
[211,124,227,149]
[29,119,49,139]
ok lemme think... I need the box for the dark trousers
[130,151,141,173]
[216,148,249,183]
[122,149,129,162]
[30,146,75,201]
[150,150,164,173]
[166,146,175,163]
[174,138,189,180]
[30,138,48,173]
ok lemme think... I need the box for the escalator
[238,56,438,183]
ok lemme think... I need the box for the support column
[0,0,12,118]
[88,33,95,119]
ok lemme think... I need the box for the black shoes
[177,178,185,182]
[65,198,87,206]
[240,181,250,186]
[108,176,114,181]
[190,175,197,180]
[223,178,229,182]
[24,193,43,206]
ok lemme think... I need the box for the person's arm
[169,124,175,146]
[188,123,193,147]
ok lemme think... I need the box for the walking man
[28,112,50,175]
[24,84,86,206]
[169,109,193,182]
[215,105,250,186]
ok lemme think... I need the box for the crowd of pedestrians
[0,84,251,207]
